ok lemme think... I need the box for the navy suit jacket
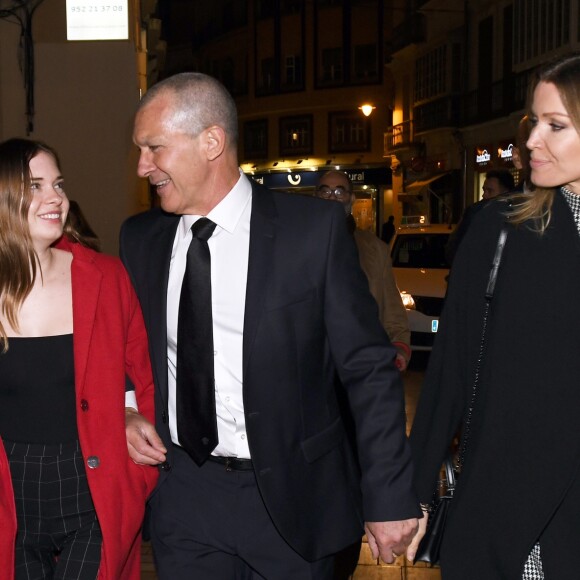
[120,181,419,560]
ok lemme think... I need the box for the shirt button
[241,434,246,440]
[213,350,217,356]
[87,456,100,469]
[80,399,89,412]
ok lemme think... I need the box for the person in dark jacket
[406,51,580,579]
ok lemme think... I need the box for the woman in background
[407,52,580,578]
[65,199,101,252]
[0,138,158,579]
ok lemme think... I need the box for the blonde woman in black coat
[407,52,580,579]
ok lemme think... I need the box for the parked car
[390,222,454,351]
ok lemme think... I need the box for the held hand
[395,353,408,372]
[365,518,419,564]
[406,510,428,562]
[125,407,167,465]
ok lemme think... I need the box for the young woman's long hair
[510,52,580,231]
[0,138,62,351]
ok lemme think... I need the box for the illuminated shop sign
[498,140,516,166]
[250,168,390,188]
[475,147,492,166]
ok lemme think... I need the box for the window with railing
[513,0,571,65]
[414,45,447,103]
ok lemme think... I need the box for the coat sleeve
[120,265,158,495]
[323,207,420,521]
[379,248,411,361]
[409,206,502,502]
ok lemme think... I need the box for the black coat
[120,181,420,560]
[411,191,580,579]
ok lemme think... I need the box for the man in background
[316,170,411,371]
[447,168,516,264]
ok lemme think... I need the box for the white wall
[0,0,148,255]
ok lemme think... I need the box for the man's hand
[405,510,428,562]
[125,407,167,465]
[364,518,419,564]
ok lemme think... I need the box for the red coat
[0,239,158,579]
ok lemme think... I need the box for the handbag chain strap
[457,226,509,470]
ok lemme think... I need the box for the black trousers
[6,440,102,580]
[149,445,333,580]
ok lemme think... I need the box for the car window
[391,233,450,269]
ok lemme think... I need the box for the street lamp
[359,104,376,117]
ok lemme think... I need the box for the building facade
[385,0,580,223]
[161,0,396,233]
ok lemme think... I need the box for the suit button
[159,461,171,472]
[80,399,89,412]
[87,456,100,469]
[162,411,168,424]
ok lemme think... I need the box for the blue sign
[248,167,391,190]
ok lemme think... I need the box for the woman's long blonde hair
[0,138,63,351]
[510,51,580,231]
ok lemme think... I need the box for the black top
[0,334,77,443]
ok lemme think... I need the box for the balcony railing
[384,120,413,151]
[384,69,533,153]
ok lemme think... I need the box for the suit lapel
[243,184,278,376]
[145,216,180,400]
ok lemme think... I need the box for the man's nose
[137,150,154,177]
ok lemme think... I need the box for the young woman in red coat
[0,138,158,579]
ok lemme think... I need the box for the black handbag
[414,226,509,565]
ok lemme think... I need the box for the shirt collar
[178,170,252,239]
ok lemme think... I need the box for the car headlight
[400,291,416,310]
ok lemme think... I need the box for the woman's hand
[405,508,429,562]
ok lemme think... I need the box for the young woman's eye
[30,182,40,190]
[54,181,65,191]
[549,123,565,131]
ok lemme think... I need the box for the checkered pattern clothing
[561,187,580,234]
[6,440,102,580]
[522,543,544,579]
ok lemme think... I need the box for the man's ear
[205,125,226,161]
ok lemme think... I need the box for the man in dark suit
[122,72,419,579]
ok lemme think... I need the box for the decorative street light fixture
[359,104,376,117]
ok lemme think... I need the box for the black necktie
[176,217,218,465]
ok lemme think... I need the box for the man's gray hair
[139,73,239,145]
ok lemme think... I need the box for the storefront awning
[404,172,452,196]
